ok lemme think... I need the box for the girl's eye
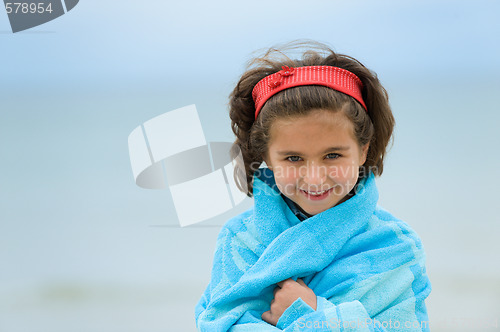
[326,153,340,159]
[286,156,302,162]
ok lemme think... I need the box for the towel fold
[195,168,431,331]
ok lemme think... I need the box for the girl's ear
[360,143,370,165]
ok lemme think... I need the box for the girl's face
[263,109,369,216]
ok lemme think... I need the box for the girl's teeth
[307,190,327,195]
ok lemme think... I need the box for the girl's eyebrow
[277,146,350,155]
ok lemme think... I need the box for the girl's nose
[301,163,327,188]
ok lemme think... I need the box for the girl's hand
[261,278,317,326]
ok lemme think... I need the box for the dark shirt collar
[281,194,312,221]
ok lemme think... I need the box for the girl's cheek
[275,176,299,197]
[273,165,299,188]
[328,163,359,180]
[276,165,299,181]
[282,171,299,184]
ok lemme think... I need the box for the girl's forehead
[268,111,357,146]
[272,110,352,131]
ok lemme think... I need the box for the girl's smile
[299,187,333,200]
[263,109,369,216]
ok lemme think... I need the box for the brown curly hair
[229,40,395,197]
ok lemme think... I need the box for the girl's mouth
[300,187,333,200]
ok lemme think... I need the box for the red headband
[252,65,367,119]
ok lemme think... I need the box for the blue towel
[195,168,431,331]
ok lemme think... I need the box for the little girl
[195,41,432,331]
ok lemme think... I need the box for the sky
[1,1,499,331]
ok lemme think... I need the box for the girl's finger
[261,310,273,324]
[277,278,293,288]
[297,278,307,286]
